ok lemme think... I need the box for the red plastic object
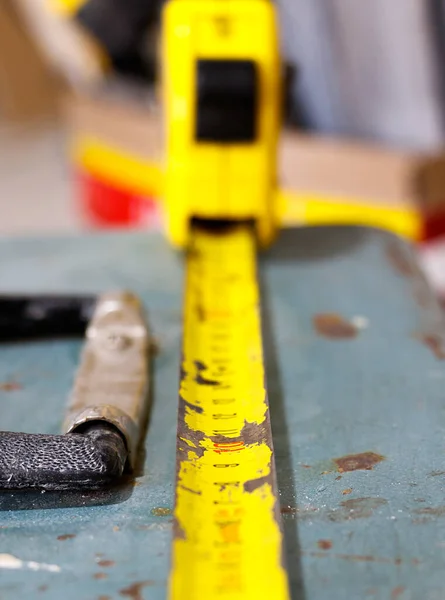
[76,170,161,229]
[422,212,445,242]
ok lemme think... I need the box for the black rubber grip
[0,294,96,341]
[0,422,127,491]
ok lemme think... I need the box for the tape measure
[162,2,286,595]
[169,223,290,600]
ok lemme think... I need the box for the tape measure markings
[169,224,290,600]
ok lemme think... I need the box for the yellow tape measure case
[162,0,282,248]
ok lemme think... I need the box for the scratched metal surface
[0,226,444,600]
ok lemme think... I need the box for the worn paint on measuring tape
[168,224,290,600]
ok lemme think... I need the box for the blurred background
[2,0,445,290]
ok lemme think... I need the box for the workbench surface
[0,226,444,600]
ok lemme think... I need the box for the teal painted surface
[0,226,444,599]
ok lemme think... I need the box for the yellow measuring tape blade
[169,224,290,600]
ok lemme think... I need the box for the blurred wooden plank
[0,1,61,122]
